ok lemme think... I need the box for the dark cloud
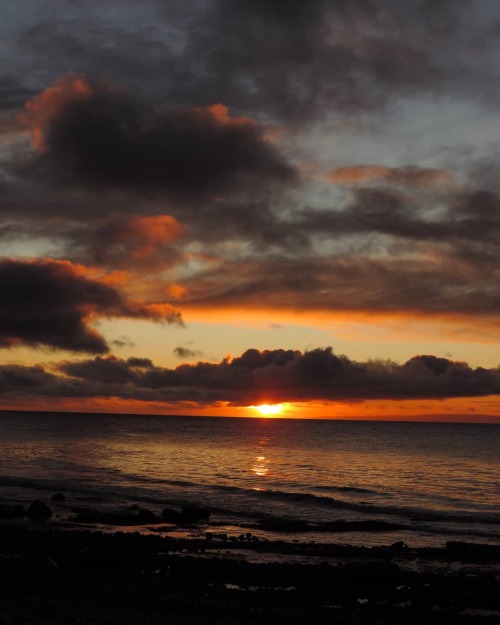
[9,0,444,126]
[173,346,204,360]
[175,250,500,318]
[67,214,185,270]
[0,258,182,354]
[293,186,500,252]
[0,75,34,111]
[2,348,500,406]
[2,0,494,132]
[188,0,441,121]
[19,75,295,201]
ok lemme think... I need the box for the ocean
[0,411,499,547]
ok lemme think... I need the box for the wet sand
[1,522,499,625]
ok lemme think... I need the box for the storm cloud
[2,348,500,406]
[0,258,182,353]
[19,75,295,201]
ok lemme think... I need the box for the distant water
[0,412,499,546]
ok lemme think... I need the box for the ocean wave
[1,473,499,530]
[206,484,500,526]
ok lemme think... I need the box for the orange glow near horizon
[180,303,500,346]
[2,395,500,423]
[252,403,285,417]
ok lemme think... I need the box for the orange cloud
[206,103,255,128]
[19,74,93,150]
[167,283,189,299]
[126,215,184,263]
[329,165,453,188]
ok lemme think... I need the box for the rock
[161,508,181,523]
[0,555,58,579]
[180,506,211,522]
[390,541,409,552]
[0,504,26,519]
[445,541,500,561]
[136,507,157,521]
[51,492,66,502]
[26,500,52,520]
[340,559,402,586]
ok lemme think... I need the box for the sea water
[0,411,499,546]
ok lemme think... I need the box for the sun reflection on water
[251,454,269,477]
[251,437,271,478]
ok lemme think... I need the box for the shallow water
[1,411,499,546]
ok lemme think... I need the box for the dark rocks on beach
[136,507,158,522]
[0,527,498,624]
[161,508,181,523]
[0,504,26,519]
[50,493,66,502]
[446,541,500,561]
[339,558,402,586]
[180,506,211,522]
[26,500,52,520]
[0,554,58,579]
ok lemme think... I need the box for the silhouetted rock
[0,555,58,579]
[180,506,211,522]
[161,508,181,523]
[340,559,402,586]
[0,504,26,519]
[26,500,52,520]
[446,541,500,561]
[136,507,157,521]
[50,492,66,502]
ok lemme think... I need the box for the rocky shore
[1,517,499,624]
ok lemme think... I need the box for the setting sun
[253,403,284,416]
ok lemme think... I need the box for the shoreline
[1,523,499,624]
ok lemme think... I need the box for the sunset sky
[2,0,500,421]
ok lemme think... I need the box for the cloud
[173,346,204,359]
[18,75,296,201]
[69,214,185,269]
[2,348,500,406]
[0,258,182,353]
[185,0,442,122]
[329,165,454,188]
[173,250,500,318]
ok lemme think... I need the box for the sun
[253,403,284,417]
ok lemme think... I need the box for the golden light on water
[253,403,284,416]
[251,455,269,477]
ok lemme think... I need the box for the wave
[2,473,499,530]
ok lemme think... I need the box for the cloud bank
[1,348,500,407]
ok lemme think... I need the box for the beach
[1,413,499,622]
[1,505,500,624]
